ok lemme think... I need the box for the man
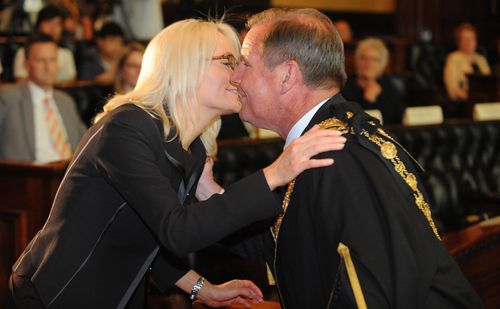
[0,34,86,162]
[78,21,126,82]
[13,4,77,82]
[230,8,482,308]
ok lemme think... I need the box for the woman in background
[342,37,406,124]
[114,42,145,94]
[443,23,491,117]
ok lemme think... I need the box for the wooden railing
[0,160,68,307]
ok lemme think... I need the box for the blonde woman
[9,19,345,308]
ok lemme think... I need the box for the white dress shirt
[28,81,64,163]
[284,97,331,149]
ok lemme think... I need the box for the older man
[228,8,482,308]
[0,34,86,162]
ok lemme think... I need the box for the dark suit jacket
[12,104,280,308]
[0,82,87,161]
[235,94,482,309]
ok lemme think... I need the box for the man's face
[38,17,63,42]
[231,24,283,131]
[25,42,58,90]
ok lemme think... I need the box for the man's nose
[230,62,243,84]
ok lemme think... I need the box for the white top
[113,0,164,40]
[284,97,330,149]
[443,50,491,100]
[14,47,77,82]
[28,81,63,163]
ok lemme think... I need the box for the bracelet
[189,276,206,302]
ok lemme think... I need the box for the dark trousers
[9,273,45,309]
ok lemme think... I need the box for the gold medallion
[380,141,397,159]
[405,173,418,191]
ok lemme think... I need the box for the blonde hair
[94,19,240,157]
[355,37,389,73]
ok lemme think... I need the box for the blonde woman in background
[9,18,345,308]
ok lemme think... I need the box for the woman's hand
[196,279,264,308]
[196,157,223,201]
[263,125,346,190]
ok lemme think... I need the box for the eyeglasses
[212,54,239,71]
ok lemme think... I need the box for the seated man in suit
[0,33,86,162]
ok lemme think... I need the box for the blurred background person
[0,33,86,162]
[334,19,353,44]
[443,23,491,117]
[78,21,125,82]
[342,37,406,124]
[114,41,144,94]
[13,4,77,83]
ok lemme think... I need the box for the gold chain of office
[270,114,441,243]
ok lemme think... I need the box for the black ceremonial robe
[252,94,482,309]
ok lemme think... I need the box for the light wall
[271,0,396,13]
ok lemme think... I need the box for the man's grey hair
[247,8,347,89]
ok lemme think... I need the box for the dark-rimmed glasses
[212,54,239,71]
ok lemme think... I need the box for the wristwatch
[189,276,206,302]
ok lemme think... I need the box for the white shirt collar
[27,81,53,100]
[284,97,331,149]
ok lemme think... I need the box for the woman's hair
[355,37,389,72]
[114,41,146,94]
[454,22,477,43]
[94,19,240,157]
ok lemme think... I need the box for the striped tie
[43,96,72,159]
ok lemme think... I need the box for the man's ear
[279,60,301,94]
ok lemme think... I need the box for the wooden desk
[442,218,500,308]
[0,160,68,308]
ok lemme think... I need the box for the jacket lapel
[162,128,206,205]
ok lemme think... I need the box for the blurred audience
[443,23,491,116]
[114,41,145,94]
[0,34,86,162]
[78,21,125,82]
[13,4,77,83]
[334,19,353,44]
[342,38,406,124]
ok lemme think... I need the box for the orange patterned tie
[43,96,72,159]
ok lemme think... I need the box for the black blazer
[12,104,280,308]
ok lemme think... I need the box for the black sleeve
[95,110,281,257]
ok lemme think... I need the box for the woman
[9,19,345,308]
[342,38,406,124]
[114,42,146,94]
[443,23,491,117]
